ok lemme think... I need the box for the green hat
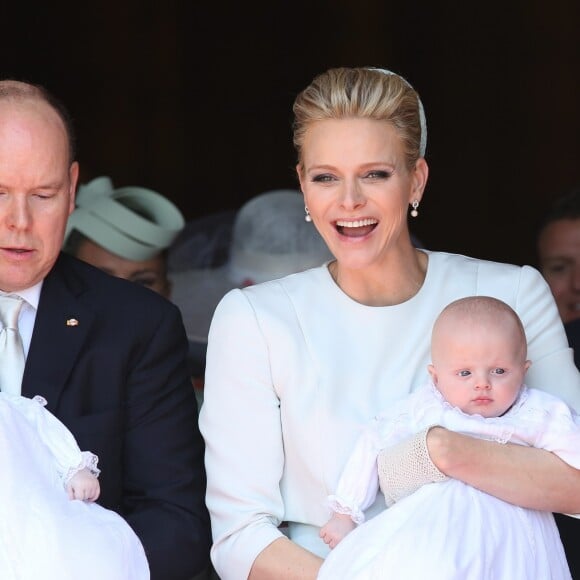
[64,176,185,261]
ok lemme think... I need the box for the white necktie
[0,293,25,395]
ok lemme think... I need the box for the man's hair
[0,79,76,162]
[537,186,580,235]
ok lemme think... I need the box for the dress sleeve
[327,420,383,524]
[513,266,580,411]
[199,289,287,580]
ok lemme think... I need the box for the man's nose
[4,197,31,230]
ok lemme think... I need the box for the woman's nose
[340,181,365,210]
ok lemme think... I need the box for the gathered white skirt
[319,478,571,580]
[0,395,149,579]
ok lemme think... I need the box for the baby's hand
[319,513,356,549]
[66,467,100,501]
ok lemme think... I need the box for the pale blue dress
[201,252,580,579]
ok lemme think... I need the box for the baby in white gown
[319,296,578,580]
[0,393,149,580]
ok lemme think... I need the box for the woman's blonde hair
[293,67,425,171]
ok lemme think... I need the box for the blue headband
[367,67,427,157]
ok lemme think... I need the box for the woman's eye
[311,173,335,183]
[365,170,393,179]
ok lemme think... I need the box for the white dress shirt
[12,282,42,358]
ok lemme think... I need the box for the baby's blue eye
[493,368,506,375]
[458,370,471,377]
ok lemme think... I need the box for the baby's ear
[427,364,438,384]
[524,359,532,372]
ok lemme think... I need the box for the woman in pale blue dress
[200,67,580,579]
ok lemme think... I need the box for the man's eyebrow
[0,180,65,190]
[33,180,66,189]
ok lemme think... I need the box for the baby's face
[429,321,530,418]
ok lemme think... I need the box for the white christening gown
[318,384,578,580]
[0,393,150,579]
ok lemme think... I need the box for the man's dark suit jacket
[21,252,211,579]
[555,318,580,579]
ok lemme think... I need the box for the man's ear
[68,161,80,215]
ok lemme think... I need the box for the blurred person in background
[536,184,580,578]
[537,186,580,327]
[169,189,333,403]
[63,175,185,298]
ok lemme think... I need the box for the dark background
[3,1,579,267]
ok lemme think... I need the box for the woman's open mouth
[335,218,378,237]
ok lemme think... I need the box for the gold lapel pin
[66,318,79,327]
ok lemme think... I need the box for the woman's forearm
[248,537,323,580]
[428,427,580,513]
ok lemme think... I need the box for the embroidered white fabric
[327,494,366,525]
[377,426,447,507]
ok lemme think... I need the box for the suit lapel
[22,254,96,411]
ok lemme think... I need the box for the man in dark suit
[0,80,211,578]
[555,317,580,579]
[537,189,580,579]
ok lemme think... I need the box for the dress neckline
[321,250,433,309]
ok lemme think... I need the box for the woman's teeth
[336,218,378,228]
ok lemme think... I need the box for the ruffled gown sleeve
[9,394,99,485]
[327,420,384,524]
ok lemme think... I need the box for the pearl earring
[410,200,419,218]
[304,206,312,222]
